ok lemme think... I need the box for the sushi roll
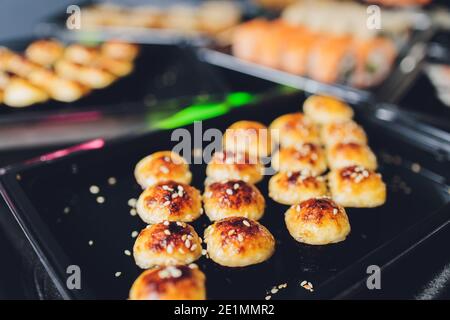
[232,19,270,63]
[280,29,320,75]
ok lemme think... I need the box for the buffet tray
[0,92,449,299]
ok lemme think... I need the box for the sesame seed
[202,249,207,256]
[131,231,138,238]
[296,204,301,212]
[89,185,100,194]
[115,272,121,277]
[333,208,338,215]
[226,189,233,195]
[163,200,171,206]
[177,185,184,192]
[124,250,131,256]
[107,177,117,185]
[190,244,197,251]
[164,230,171,236]
[243,220,250,227]
[163,156,170,162]
[163,220,169,226]
[160,166,169,174]
[265,295,271,300]
[172,193,178,199]
[271,288,279,294]
[185,239,191,248]
[233,183,240,190]
[88,240,94,246]
[166,245,173,254]
[129,208,137,216]
[188,263,198,269]
[237,234,244,242]
[200,208,204,214]
[181,234,187,241]
[96,196,105,204]
[128,198,137,207]
[228,229,235,236]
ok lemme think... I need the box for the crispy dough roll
[328,166,386,208]
[203,180,265,221]
[129,265,206,300]
[285,197,351,245]
[268,170,328,205]
[327,142,377,170]
[206,151,264,185]
[223,120,273,158]
[271,143,327,175]
[303,95,354,125]
[136,181,202,224]
[269,112,321,147]
[321,120,368,148]
[134,151,192,189]
[204,217,275,267]
[25,39,64,67]
[133,221,202,268]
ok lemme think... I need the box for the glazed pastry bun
[271,143,327,175]
[204,217,275,267]
[133,221,202,268]
[206,151,264,185]
[269,112,321,147]
[3,78,48,107]
[25,39,64,67]
[223,120,273,158]
[285,197,351,245]
[129,265,206,300]
[101,40,140,61]
[268,170,328,205]
[203,180,265,221]
[303,95,354,125]
[134,151,192,189]
[327,142,377,170]
[328,166,386,208]
[321,120,368,148]
[136,181,202,224]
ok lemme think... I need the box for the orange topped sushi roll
[232,19,270,63]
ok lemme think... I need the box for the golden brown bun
[55,59,116,89]
[271,143,327,175]
[268,171,328,205]
[285,197,351,245]
[203,180,265,221]
[133,221,202,268]
[64,44,99,65]
[328,166,386,208]
[25,39,64,67]
[129,265,206,300]
[136,181,202,224]
[101,41,139,61]
[4,54,40,77]
[3,78,48,107]
[204,217,275,267]
[327,142,377,170]
[206,151,264,185]
[269,112,321,147]
[303,95,354,125]
[223,120,273,158]
[94,56,134,77]
[134,151,192,189]
[321,120,368,148]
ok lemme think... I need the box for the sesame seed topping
[233,183,240,190]
[243,220,250,227]
[131,231,138,238]
[124,250,131,256]
[107,177,117,185]
[190,244,197,251]
[96,196,105,204]
[237,234,244,242]
[226,188,233,195]
[333,208,338,215]
[160,166,169,174]
[185,239,191,248]
[89,185,100,194]
[228,229,236,236]
[115,272,121,277]
[188,263,198,269]
[163,200,171,206]
[181,234,187,241]
[166,245,173,254]
[163,220,169,226]
[271,288,279,294]
[164,229,171,236]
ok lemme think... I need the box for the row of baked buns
[0,39,138,107]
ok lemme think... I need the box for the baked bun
[303,95,354,125]
[223,120,273,157]
[203,180,265,221]
[321,121,367,148]
[134,151,192,189]
[25,39,64,67]
[268,170,328,205]
[284,197,351,245]
[101,40,139,61]
[206,151,264,185]
[3,78,48,107]
[64,44,99,65]
[94,56,134,77]
[204,217,275,267]
[269,112,321,147]
[136,181,202,224]
[328,166,386,208]
[129,265,206,300]
[271,143,327,175]
[133,221,202,268]
[327,142,377,170]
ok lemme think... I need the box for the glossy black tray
[0,92,449,299]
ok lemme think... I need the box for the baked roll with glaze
[206,151,264,185]
[321,120,367,148]
[134,151,192,189]
[223,120,273,158]
[203,180,265,221]
[101,40,139,61]
[129,265,206,300]
[204,217,275,267]
[3,78,48,107]
[268,170,328,205]
[303,95,354,125]
[328,165,386,208]
[271,143,327,175]
[327,142,377,170]
[133,221,202,268]
[269,112,321,147]
[136,181,202,224]
[25,39,64,67]
[285,197,351,245]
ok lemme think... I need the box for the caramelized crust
[25,39,64,66]
[129,265,206,300]
[321,120,368,148]
[271,143,327,175]
[303,95,354,125]
[269,112,321,147]
[223,120,273,157]
[327,142,377,170]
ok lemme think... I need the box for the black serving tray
[0,92,449,299]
